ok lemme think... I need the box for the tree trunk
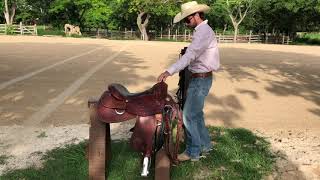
[226,0,252,43]
[4,0,16,25]
[223,24,227,35]
[233,24,238,43]
[10,4,16,24]
[4,0,10,24]
[137,12,150,41]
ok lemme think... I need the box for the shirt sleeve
[166,27,212,75]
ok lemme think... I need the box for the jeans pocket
[199,78,212,96]
[188,77,212,97]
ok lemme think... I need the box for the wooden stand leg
[155,149,170,180]
[88,101,111,180]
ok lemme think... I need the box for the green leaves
[1,0,319,34]
[82,0,112,27]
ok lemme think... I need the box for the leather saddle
[96,81,182,176]
[97,81,169,123]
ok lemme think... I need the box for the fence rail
[0,24,6,34]
[0,22,37,35]
[1,24,291,44]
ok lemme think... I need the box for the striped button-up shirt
[167,20,220,75]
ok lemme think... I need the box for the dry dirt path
[0,36,319,179]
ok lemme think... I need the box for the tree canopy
[1,0,320,37]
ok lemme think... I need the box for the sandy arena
[0,36,319,179]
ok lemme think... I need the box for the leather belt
[191,72,212,78]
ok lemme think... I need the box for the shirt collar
[195,20,208,31]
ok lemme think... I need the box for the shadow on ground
[187,47,320,127]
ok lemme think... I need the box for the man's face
[184,14,197,28]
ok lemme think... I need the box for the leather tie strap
[191,71,212,78]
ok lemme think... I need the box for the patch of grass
[107,141,146,179]
[294,33,320,45]
[0,155,10,165]
[1,141,88,180]
[37,26,65,36]
[0,127,276,180]
[171,127,276,180]
[37,132,47,138]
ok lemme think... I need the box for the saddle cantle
[97,81,169,123]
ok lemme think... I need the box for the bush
[294,33,320,45]
[5,25,15,35]
[37,25,65,36]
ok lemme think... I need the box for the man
[157,1,220,161]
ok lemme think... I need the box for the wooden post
[161,27,163,39]
[168,28,171,40]
[175,29,178,41]
[88,99,111,180]
[131,28,133,38]
[20,22,23,35]
[155,149,170,180]
[34,24,37,35]
[184,29,186,41]
[282,33,285,44]
[266,31,268,43]
[188,30,190,40]
[249,30,252,43]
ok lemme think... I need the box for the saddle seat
[98,82,169,118]
[109,83,161,100]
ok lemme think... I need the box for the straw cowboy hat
[173,1,210,23]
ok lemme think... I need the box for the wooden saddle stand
[88,47,189,180]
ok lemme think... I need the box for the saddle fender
[130,115,161,157]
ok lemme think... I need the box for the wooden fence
[0,24,6,34]
[154,29,290,44]
[82,28,137,39]
[156,33,262,43]
[82,28,264,43]
[1,24,291,44]
[0,22,37,35]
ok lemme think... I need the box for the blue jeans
[183,76,213,158]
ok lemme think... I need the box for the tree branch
[142,14,150,26]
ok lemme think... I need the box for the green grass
[37,25,65,36]
[0,141,88,180]
[294,33,320,45]
[171,127,276,180]
[0,127,276,180]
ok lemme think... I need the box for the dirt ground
[0,36,319,179]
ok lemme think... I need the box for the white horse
[64,24,82,36]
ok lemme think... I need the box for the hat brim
[173,5,210,23]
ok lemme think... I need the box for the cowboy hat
[173,1,210,23]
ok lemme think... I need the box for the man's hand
[157,71,171,82]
